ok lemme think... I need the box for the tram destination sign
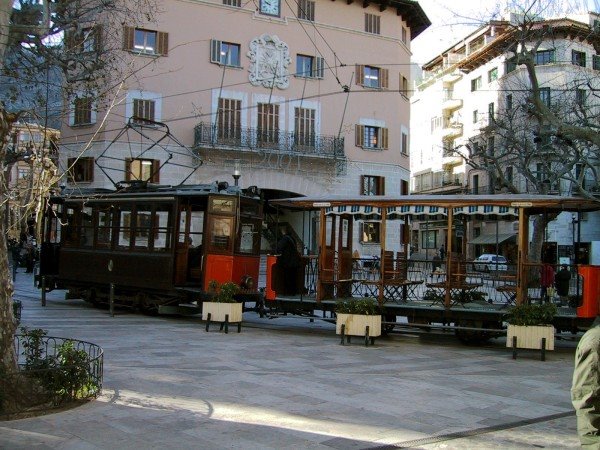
[510,202,533,207]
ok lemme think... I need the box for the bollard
[109,283,115,317]
[41,276,46,307]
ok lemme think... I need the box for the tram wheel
[138,293,159,316]
[455,320,493,345]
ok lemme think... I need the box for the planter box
[336,313,381,338]
[202,302,243,323]
[506,324,555,350]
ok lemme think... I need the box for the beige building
[59,0,429,253]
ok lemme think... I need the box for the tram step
[158,304,202,316]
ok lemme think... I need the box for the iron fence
[1,334,103,419]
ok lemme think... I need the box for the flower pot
[202,302,243,332]
[336,313,381,338]
[506,324,555,350]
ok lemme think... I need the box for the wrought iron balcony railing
[193,122,345,159]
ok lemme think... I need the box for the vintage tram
[38,182,263,313]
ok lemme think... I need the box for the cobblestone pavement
[2,271,581,449]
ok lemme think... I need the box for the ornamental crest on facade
[247,34,291,89]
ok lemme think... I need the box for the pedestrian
[439,245,446,261]
[571,316,600,448]
[431,252,441,276]
[276,226,301,295]
[555,265,571,305]
[540,263,555,303]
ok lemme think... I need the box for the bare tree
[0,0,156,409]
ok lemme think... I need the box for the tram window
[240,201,259,216]
[154,206,170,251]
[118,207,133,249]
[238,220,258,254]
[360,221,380,244]
[325,217,333,247]
[96,206,113,247]
[134,205,152,250]
[47,204,62,243]
[80,207,94,247]
[210,216,233,250]
[63,206,80,247]
[189,211,204,248]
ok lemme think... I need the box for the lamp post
[232,159,241,186]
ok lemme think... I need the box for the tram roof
[271,194,600,215]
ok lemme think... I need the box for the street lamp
[232,159,241,186]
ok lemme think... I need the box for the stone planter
[202,302,243,333]
[507,324,555,360]
[336,313,381,346]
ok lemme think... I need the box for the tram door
[319,214,353,299]
[174,203,205,285]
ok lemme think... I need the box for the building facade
[410,12,600,264]
[59,0,429,254]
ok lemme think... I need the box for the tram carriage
[267,194,600,342]
[38,182,263,313]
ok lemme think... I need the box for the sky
[411,0,600,64]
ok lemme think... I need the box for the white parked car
[473,254,508,272]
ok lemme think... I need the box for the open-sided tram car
[38,182,263,313]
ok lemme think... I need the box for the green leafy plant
[452,290,487,304]
[506,303,557,326]
[422,289,444,303]
[335,298,380,315]
[208,280,240,303]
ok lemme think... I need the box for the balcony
[441,118,463,139]
[193,123,345,160]
[442,90,463,112]
[442,148,463,166]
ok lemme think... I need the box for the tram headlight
[240,275,254,290]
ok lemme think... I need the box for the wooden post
[517,207,529,305]
[445,207,454,308]
[379,207,387,306]
[317,208,326,302]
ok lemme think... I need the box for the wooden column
[516,207,529,305]
[316,208,326,302]
[444,207,453,308]
[378,207,387,305]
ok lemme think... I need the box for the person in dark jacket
[571,316,600,448]
[276,227,301,295]
[555,265,571,305]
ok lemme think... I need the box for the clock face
[260,0,280,16]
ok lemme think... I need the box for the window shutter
[67,158,76,182]
[151,159,160,183]
[378,177,385,195]
[355,124,364,147]
[65,30,76,51]
[380,68,389,89]
[123,26,134,51]
[149,100,156,121]
[355,65,364,85]
[86,158,95,182]
[125,158,132,181]
[360,175,365,195]
[380,127,389,149]
[210,39,222,63]
[315,56,325,79]
[359,222,364,242]
[157,31,168,56]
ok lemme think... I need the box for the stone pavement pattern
[1,272,581,449]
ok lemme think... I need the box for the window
[223,0,241,6]
[80,26,101,53]
[17,167,30,179]
[132,98,156,122]
[506,58,517,73]
[356,65,388,88]
[399,74,409,97]
[126,158,160,183]
[487,67,498,83]
[210,40,241,67]
[294,107,315,147]
[576,89,587,107]
[593,55,600,70]
[297,0,315,21]
[539,87,551,107]
[488,102,495,124]
[73,97,93,126]
[506,94,513,111]
[355,124,388,149]
[401,27,407,44]
[487,136,495,157]
[421,230,436,249]
[361,175,384,195]
[430,116,443,132]
[572,50,586,67]
[401,132,408,155]
[472,174,479,194]
[296,54,324,78]
[505,166,513,185]
[216,98,242,141]
[67,157,94,183]
[472,110,478,124]
[364,13,380,34]
[123,27,168,56]
[361,221,380,243]
[257,103,279,145]
[534,49,555,65]
[96,206,113,248]
[471,76,482,91]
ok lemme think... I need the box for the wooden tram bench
[361,278,424,303]
[320,269,353,298]
[425,280,484,306]
[496,284,517,308]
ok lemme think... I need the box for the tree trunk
[529,215,546,264]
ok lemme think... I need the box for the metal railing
[193,122,345,159]
[1,335,103,419]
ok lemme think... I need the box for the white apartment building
[59,0,429,254]
[411,12,600,264]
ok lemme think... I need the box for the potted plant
[335,298,382,346]
[203,280,242,333]
[505,303,557,358]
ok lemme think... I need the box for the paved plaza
[1,271,583,449]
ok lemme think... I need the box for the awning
[324,204,519,219]
[469,233,516,245]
